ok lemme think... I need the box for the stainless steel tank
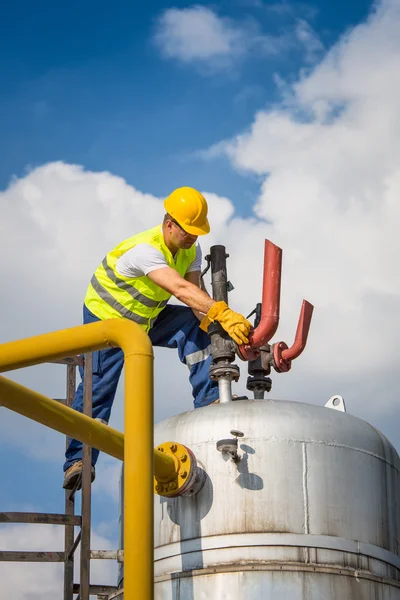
[119,398,400,598]
[153,398,400,599]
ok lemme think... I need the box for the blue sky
[4,0,399,596]
[0,0,371,214]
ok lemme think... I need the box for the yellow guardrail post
[0,319,154,600]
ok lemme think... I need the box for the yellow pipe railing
[0,378,183,484]
[0,319,154,600]
[0,376,181,487]
[0,375,124,460]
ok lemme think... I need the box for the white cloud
[0,523,117,599]
[152,4,317,72]
[153,6,247,64]
[295,18,324,63]
[200,0,400,418]
[216,0,400,328]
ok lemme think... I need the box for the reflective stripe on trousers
[185,345,211,368]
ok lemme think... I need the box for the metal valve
[216,430,244,463]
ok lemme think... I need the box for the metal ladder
[0,354,120,600]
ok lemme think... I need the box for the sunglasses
[170,218,191,237]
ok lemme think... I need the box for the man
[63,186,252,489]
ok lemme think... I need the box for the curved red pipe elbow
[282,300,314,361]
[273,300,314,372]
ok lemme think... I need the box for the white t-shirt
[116,243,202,278]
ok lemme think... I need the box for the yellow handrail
[0,375,124,460]
[0,319,154,600]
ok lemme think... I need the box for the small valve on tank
[216,429,244,463]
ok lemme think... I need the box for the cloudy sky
[1,0,399,597]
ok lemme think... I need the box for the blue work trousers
[64,304,218,470]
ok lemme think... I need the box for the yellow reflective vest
[84,225,197,332]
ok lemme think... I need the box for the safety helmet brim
[178,217,210,236]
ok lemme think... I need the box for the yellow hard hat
[164,186,210,236]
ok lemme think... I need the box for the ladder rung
[0,550,65,562]
[90,549,124,561]
[0,512,81,526]
[48,357,84,366]
[73,584,118,595]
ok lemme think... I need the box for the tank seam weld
[154,535,400,571]
[302,442,310,564]
[154,564,400,588]
[197,437,399,472]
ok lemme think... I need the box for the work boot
[63,460,96,490]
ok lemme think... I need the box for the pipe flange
[209,362,240,382]
[236,344,260,361]
[154,442,201,498]
[246,375,272,392]
[273,341,291,373]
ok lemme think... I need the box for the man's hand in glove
[200,301,252,345]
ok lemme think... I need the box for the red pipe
[241,240,282,349]
[239,240,282,359]
[273,300,314,372]
[251,240,282,346]
[282,300,314,361]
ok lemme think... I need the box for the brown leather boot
[63,460,96,490]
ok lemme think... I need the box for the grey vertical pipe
[210,245,228,303]
[210,245,232,403]
[247,304,268,400]
[80,353,92,600]
[218,379,232,404]
[63,364,76,600]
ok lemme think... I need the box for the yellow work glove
[199,314,212,331]
[200,301,252,345]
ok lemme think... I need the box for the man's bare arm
[148,267,214,314]
[149,267,252,345]
[185,270,207,321]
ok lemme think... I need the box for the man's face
[169,218,198,249]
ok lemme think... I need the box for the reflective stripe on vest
[100,258,168,309]
[90,273,155,326]
[84,225,197,331]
